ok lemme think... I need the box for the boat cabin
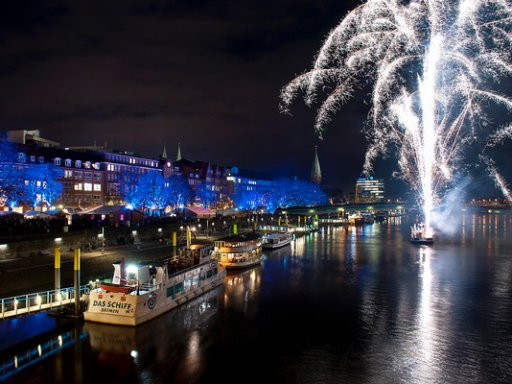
[214,232,261,250]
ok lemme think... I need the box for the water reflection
[84,288,221,384]
[4,213,512,384]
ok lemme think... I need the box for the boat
[212,232,262,269]
[84,256,225,326]
[348,214,365,225]
[410,223,434,245]
[262,232,292,249]
[361,212,375,224]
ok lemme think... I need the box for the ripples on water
[3,213,512,384]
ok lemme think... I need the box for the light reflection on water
[3,213,512,384]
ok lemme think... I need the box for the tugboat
[212,232,262,269]
[410,223,434,245]
[84,256,225,326]
[262,232,293,249]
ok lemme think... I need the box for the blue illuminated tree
[195,183,216,207]
[270,178,328,208]
[122,172,168,215]
[166,174,193,210]
[21,163,63,210]
[232,188,265,211]
[0,138,21,207]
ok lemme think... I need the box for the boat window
[174,282,184,294]
[207,270,213,278]
[213,267,218,275]
[166,286,174,298]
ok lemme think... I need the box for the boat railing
[0,284,91,320]
[167,259,217,279]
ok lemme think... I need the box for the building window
[75,160,82,168]
[84,172,92,179]
[74,183,83,191]
[30,155,36,162]
[64,170,73,178]
[65,159,72,167]
[93,162,100,170]
[74,171,83,179]
[38,156,44,163]
[84,183,92,191]
[84,161,91,169]
[93,184,101,191]
[54,158,61,166]
[17,153,26,163]
[94,173,101,181]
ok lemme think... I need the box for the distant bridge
[275,203,413,216]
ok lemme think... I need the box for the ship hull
[262,238,291,249]
[410,238,434,245]
[84,264,225,327]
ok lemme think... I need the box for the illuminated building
[355,176,385,203]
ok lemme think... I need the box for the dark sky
[0,0,373,193]
[0,0,509,198]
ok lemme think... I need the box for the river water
[2,213,512,383]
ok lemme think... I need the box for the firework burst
[281,0,512,235]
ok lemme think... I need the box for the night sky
[0,0,509,197]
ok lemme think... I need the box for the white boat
[410,223,434,245]
[212,233,262,269]
[262,232,292,249]
[84,258,225,326]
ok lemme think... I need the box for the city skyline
[0,0,378,193]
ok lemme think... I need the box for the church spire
[161,142,167,160]
[311,145,322,185]
[176,142,182,161]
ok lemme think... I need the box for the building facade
[226,166,274,208]
[2,130,279,212]
[165,158,229,206]
[4,130,162,211]
[355,177,385,203]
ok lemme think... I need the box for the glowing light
[126,264,138,275]
[130,350,139,359]
[282,0,512,236]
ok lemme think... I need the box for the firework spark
[281,0,512,236]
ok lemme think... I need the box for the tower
[176,142,182,161]
[161,142,168,160]
[311,145,322,185]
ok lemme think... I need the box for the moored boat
[212,233,262,269]
[348,214,365,225]
[84,257,225,326]
[262,232,292,249]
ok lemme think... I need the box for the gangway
[0,284,90,320]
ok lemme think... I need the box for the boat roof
[265,232,290,238]
[217,232,261,242]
